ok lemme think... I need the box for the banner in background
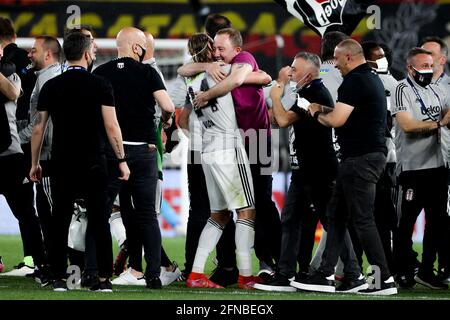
[273,0,375,36]
[1,1,449,77]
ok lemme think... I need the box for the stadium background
[1,0,449,242]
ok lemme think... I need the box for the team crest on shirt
[294,0,347,32]
[117,62,124,69]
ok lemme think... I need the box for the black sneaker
[146,276,162,289]
[294,271,309,282]
[90,279,113,292]
[336,274,368,293]
[395,273,416,289]
[209,266,239,287]
[52,279,68,292]
[290,271,335,293]
[33,265,52,287]
[437,268,450,285]
[415,272,448,290]
[176,269,188,282]
[81,273,99,288]
[358,276,398,295]
[253,273,296,292]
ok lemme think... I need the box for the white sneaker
[111,268,145,286]
[160,262,182,286]
[2,263,35,277]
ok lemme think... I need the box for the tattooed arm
[102,105,130,181]
[395,111,444,135]
[193,62,253,108]
[30,111,49,182]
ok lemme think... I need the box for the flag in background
[273,0,376,37]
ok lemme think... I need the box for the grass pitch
[0,235,449,300]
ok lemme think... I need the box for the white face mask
[368,57,389,73]
[289,74,310,91]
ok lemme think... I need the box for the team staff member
[255,52,362,293]
[392,47,450,290]
[19,36,62,279]
[30,32,129,292]
[295,39,397,295]
[420,36,450,285]
[93,27,175,289]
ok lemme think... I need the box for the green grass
[0,235,449,300]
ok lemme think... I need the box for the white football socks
[192,218,224,274]
[235,219,255,277]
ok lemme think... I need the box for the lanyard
[406,77,442,121]
[435,73,445,85]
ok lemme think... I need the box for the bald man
[293,39,397,295]
[93,27,175,289]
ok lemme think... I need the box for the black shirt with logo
[37,68,115,164]
[289,79,337,173]
[93,57,166,144]
[336,63,387,159]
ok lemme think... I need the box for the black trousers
[319,152,391,280]
[106,145,161,279]
[393,166,448,275]
[0,153,45,266]
[49,158,112,279]
[348,162,397,273]
[35,160,53,259]
[278,168,334,277]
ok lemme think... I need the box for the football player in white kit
[183,33,260,289]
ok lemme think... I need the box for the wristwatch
[117,157,127,163]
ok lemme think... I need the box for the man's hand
[270,82,284,100]
[277,66,291,85]
[308,103,322,116]
[193,90,208,109]
[30,164,42,182]
[162,116,173,130]
[118,162,130,181]
[206,61,227,83]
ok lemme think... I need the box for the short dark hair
[205,14,231,38]
[361,41,380,60]
[406,47,432,65]
[35,35,62,61]
[63,32,91,61]
[63,25,94,39]
[215,28,242,48]
[321,31,350,61]
[0,17,15,42]
[419,36,448,57]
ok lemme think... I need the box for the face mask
[412,67,433,87]
[368,57,388,73]
[136,44,146,63]
[289,74,310,91]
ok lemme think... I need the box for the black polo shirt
[289,79,337,171]
[93,57,166,144]
[37,68,115,164]
[336,63,387,159]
